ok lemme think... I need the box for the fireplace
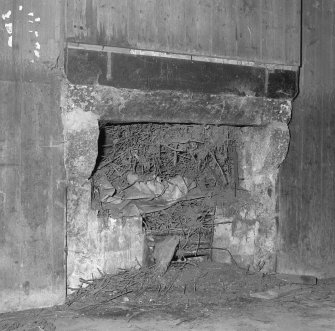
[62,52,293,289]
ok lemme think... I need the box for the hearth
[62,52,292,289]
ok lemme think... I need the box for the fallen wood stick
[275,273,317,285]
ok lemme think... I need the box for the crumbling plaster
[62,87,144,289]
[213,122,291,272]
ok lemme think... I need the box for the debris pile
[67,264,179,309]
[144,200,215,259]
[91,123,238,259]
[66,260,289,310]
[94,123,236,193]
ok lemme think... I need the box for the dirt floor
[1,261,335,331]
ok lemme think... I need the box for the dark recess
[267,70,298,99]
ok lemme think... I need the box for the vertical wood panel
[96,0,128,47]
[284,0,301,66]
[278,0,335,277]
[184,0,197,53]
[195,0,212,55]
[0,83,21,292]
[320,0,335,262]
[127,0,138,46]
[67,0,87,41]
[212,0,238,58]
[236,0,261,60]
[0,0,66,312]
[261,0,275,62]
[166,0,185,51]
[211,0,226,57]
[140,0,156,48]
[66,0,301,66]
[85,0,98,44]
[154,0,168,49]
[272,0,285,63]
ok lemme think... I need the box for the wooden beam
[67,42,299,72]
[66,49,299,99]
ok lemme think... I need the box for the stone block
[213,206,277,273]
[238,122,289,184]
[67,211,144,289]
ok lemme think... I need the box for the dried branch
[210,151,229,185]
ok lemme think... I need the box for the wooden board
[278,0,335,278]
[66,0,301,66]
[0,0,66,312]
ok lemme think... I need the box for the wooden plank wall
[0,0,66,311]
[66,0,301,67]
[278,0,335,277]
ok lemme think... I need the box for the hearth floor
[1,262,335,331]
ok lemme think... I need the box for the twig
[202,247,246,271]
[170,139,204,144]
[214,221,233,225]
[73,290,134,311]
[171,260,196,267]
[67,287,81,291]
[181,229,191,250]
[210,151,229,185]
[135,256,142,268]
[97,268,105,277]
[127,311,145,323]
[195,232,201,256]
[175,318,196,326]
[161,144,186,152]
[79,278,93,284]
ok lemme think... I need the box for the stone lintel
[66,84,291,126]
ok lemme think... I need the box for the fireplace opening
[63,45,294,310]
[64,82,291,300]
[90,121,256,270]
